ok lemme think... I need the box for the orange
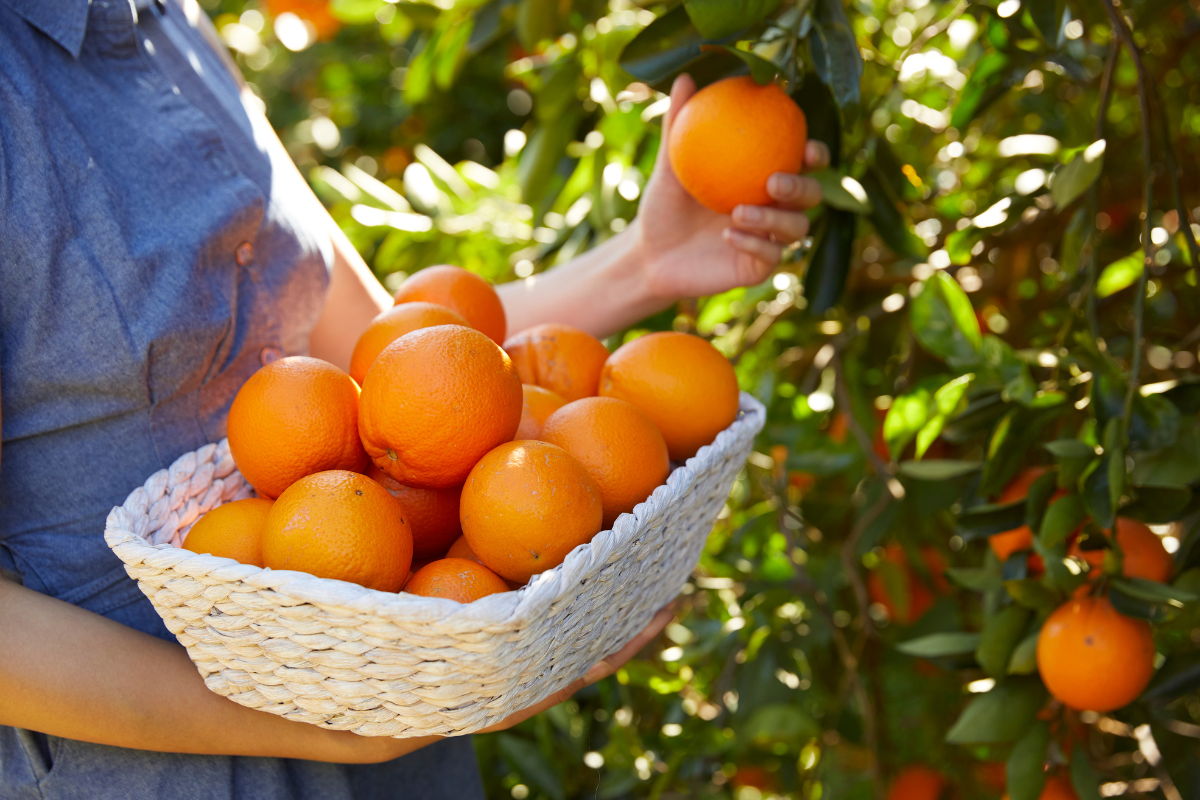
[1069,517,1173,583]
[349,302,468,386]
[504,324,610,402]
[667,76,807,214]
[515,384,567,440]
[460,441,603,583]
[867,544,949,626]
[227,356,367,499]
[365,464,461,560]
[887,766,946,800]
[392,265,507,344]
[359,325,523,488]
[599,332,739,461]
[265,0,340,40]
[730,766,779,791]
[539,397,670,528]
[1036,594,1156,711]
[990,467,1059,562]
[404,558,510,603]
[261,470,412,592]
[1003,774,1079,800]
[446,534,483,564]
[183,498,273,567]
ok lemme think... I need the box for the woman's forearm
[497,219,666,340]
[0,576,437,763]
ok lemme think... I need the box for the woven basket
[103,393,765,737]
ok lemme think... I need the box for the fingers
[723,228,784,265]
[804,140,832,172]
[732,205,810,244]
[766,173,823,210]
[582,604,676,685]
[663,74,696,133]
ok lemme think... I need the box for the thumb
[654,73,696,171]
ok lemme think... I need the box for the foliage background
[203,0,1200,796]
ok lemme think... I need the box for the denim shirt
[0,1,481,797]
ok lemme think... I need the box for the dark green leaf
[515,0,558,51]
[739,704,821,748]
[979,406,1067,497]
[698,44,780,84]
[861,168,926,259]
[1163,380,1200,415]
[898,460,982,481]
[897,631,983,658]
[1028,0,1065,44]
[1111,577,1197,605]
[945,678,1047,744]
[804,208,856,314]
[1107,586,1172,623]
[498,734,565,800]
[1141,653,1200,704]
[1131,416,1200,487]
[911,272,983,366]
[1051,140,1105,209]
[810,170,872,214]
[808,0,862,107]
[1096,250,1144,298]
[1070,746,1103,800]
[977,605,1031,678]
[683,0,778,39]
[1007,631,1040,675]
[958,501,1027,540]
[1007,721,1050,800]
[1060,207,1088,277]
[1004,579,1059,611]
[1038,494,1086,548]
[517,114,578,205]
[942,391,1008,443]
[1024,469,1060,533]
[1122,485,1193,524]
[950,51,1009,129]
[948,566,1004,592]
[1082,458,1114,529]
[1044,439,1094,460]
[618,6,704,86]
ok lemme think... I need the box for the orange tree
[204,0,1200,796]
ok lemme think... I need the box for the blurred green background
[202,0,1200,797]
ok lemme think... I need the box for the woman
[0,0,827,797]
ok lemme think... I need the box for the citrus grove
[188,264,740,604]
[202,0,1200,797]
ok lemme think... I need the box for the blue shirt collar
[1,0,93,58]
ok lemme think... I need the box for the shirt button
[235,241,254,266]
[260,347,283,365]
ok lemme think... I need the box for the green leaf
[498,734,565,800]
[1070,746,1103,800]
[1111,578,1198,606]
[683,0,779,40]
[698,44,781,85]
[916,374,974,457]
[977,605,1032,678]
[945,678,1047,744]
[740,704,821,748]
[810,170,872,214]
[1051,139,1105,209]
[517,115,579,205]
[898,460,982,481]
[911,272,982,366]
[1038,494,1086,548]
[884,379,936,461]
[1108,585,1172,622]
[803,208,856,314]
[1121,485,1194,524]
[948,566,1004,592]
[1096,250,1144,297]
[1131,416,1200,486]
[618,6,704,86]
[1044,439,1094,460]
[1082,458,1114,529]
[950,51,1010,129]
[1007,631,1040,675]
[1028,0,1066,44]
[958,501,1027,540]
[328,0,387,24]
[861,169,927,259]
[896,632,983,658]
[1007,722,1050,800]
[808,0,862,107]
[1024,469,1060,533]
[1004,579,1059,611]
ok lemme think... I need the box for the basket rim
[105,393,766,627]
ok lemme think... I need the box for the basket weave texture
[103,394,765,737]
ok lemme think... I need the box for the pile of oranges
[184,265,740,605]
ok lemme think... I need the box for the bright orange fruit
[460,441,602,583]
[504,323,610,402]
[392,265,507,344]
[1069,517,1173,583]
[358,325,523,489]
[349,302,468,386]
[599,332,739,461]
[404,558,510,603]
[886,765,946,800]
[366,464,461,560]
[183,498,273,567]
[227,356,367,499]
[515,384,567,440]
[261,470,412,592]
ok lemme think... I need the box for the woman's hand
[634,73,830,304]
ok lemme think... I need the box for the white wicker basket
[103,393,765,738]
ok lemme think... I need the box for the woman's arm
[0,570,671,760]
[307,220,392,372]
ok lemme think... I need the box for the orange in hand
[227,356,367,499]
[261,470,412,592]
[358,325,523,489]
[539,397,670,528]
[504,323,610,402]
[366,464,461,560]
[183,497,273,567]
[1036,594,1156,711]
[460,441,602,583]
[404,558,509,603]
[600,332,739,461]
[668,76,807,215]
[349,302,468,386]
[392,265,507,344]
[515,384,567,440]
